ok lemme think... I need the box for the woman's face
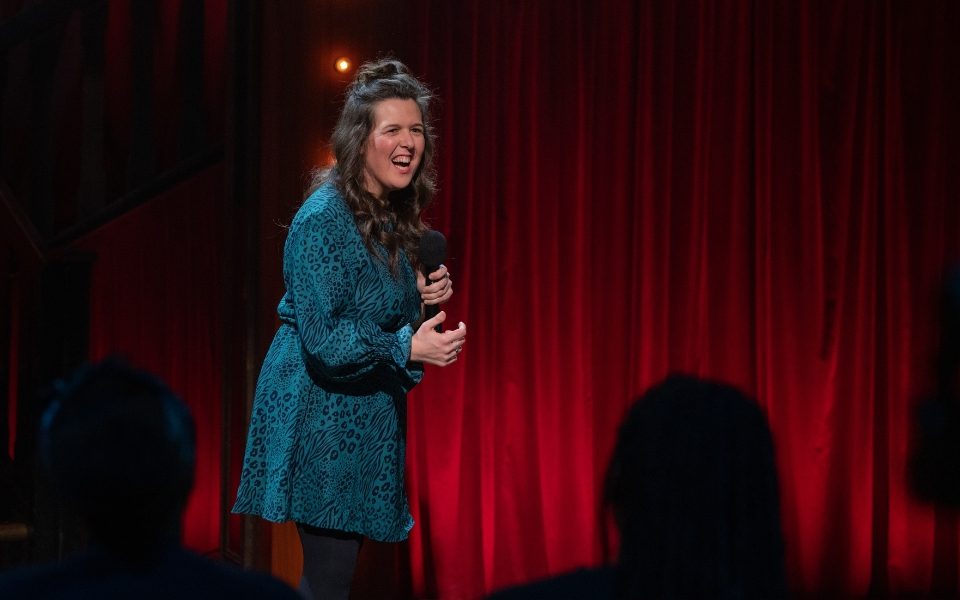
[362,98,425,200]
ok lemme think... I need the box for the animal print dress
[232,182,423,542]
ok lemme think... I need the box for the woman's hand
[411,311,466,366]
[417,264,453,306]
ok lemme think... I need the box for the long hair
[603,375,787,599]
[309,58,437,273]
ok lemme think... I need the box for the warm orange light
[317,146,336,168]
[334,56,352,73]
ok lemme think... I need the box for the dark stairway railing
[1,0,224,249]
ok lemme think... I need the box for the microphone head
[418,230,447,271]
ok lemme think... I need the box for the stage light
[335,56,352,74]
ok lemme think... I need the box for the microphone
[418,230,447,332]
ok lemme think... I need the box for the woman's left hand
[418,264,453,306]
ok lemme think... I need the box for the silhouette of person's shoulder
[487,566,615,600]
[0,546,300,600]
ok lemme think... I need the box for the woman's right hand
[411,311,466,366]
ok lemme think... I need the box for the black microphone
[417,230,447,332]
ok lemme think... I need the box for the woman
[233,58,466,600]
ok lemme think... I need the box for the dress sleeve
[286,209,418,384]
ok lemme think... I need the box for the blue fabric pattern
[232,182,423,542]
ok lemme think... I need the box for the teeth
[393,157,411,166]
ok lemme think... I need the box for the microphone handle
[422,266,442,332]
[424,303,441,333]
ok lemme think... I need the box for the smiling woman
[231,59,465,600]
[362,99,426,199]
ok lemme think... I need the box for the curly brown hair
[308,58,437,274]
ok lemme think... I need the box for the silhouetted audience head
[933,266,960,402]
[910,266,960,505]
[603,374,786,599]
[39,358,195,556]
[1,359,300,598]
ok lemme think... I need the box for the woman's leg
[296,524,363,600]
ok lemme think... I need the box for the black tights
[296,524,363,600]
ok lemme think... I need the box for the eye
[411,126,424,136]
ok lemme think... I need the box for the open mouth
[392,156,412,168]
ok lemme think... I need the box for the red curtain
[398,0,960,597]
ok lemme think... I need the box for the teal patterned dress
[232,181,423,542]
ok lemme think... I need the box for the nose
[399,129,415,149]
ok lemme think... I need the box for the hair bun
[355,58,407,86]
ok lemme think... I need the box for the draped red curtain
[399,1,960,597]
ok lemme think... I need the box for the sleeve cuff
[394,325,425,388]
[392,324,415,367]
